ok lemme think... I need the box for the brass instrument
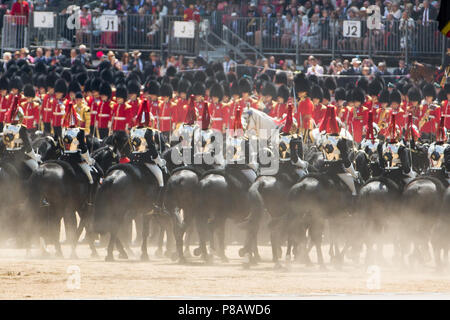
[378,108,389,130]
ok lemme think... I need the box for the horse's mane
[405,175,446,195]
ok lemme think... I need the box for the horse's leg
[53,210,64,258]
[195,214,211,263]
[155,216,165,258]
[173,219,187,264]
[216,217,228,263]
[116,236,128,260]
[164,216,175,258]
[140,214,150,261]
[105,233,115,262]
[64,209,79,259]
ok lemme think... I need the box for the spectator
[223,55,235,73]
[10,0,30,48]
[130,50,144,72]
[107,51,121,70]
[121,52,130,74]
[77,5,92,45]
[69,49,78,66]
[34,47,44,64]
[2,52,11,72]
[43,48,52,65]
[281,11,294,48]
[54,48,66,66]
[306,55,324,76]
[393,59,409,81]
[77,44,92,67]
[305,13,321,49]
[399,10,415,51]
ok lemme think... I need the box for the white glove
[81,151,95,166]
[154,156,166,168]
[26,150,42,163]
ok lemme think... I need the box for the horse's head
[34,136,61,161]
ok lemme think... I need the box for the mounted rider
[1,83,41,176]
[130,93,168,213]
[427,115,450,185]
[59,99,97,205]
[378,90,417,186]
[278,102,308,180]
[314,105,360,196]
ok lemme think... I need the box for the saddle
[202,164,255,191]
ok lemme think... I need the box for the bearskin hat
[146,80,160,95]
[205,66,214,78]
[215,71,226,83]
[356,77,368,93]
[378,89,390,104]
[311,85,324,100]
[54,79,67,95]
[46,72,59,89]
[84,79,91,92]
[210,82,224,101]
[20,72,32,86]
[68,80,81,93]
[178,78,191,94]
[36,74,47,89]
[230,80,240,96]
[307,74,318,85]
[101,68,114,84]
[91,78,102,93]
[277,84,290,102]
[324,77,337,92]
[99,82,112,98]
[23,84,35,98]
[334,87,346,101]
[115,85,128,100]
[125,80,140,95]
[294,73,310,94]
[194,70,207,83]
[444,82,450,95]
[407,87,421,102]
[6,64,18,78]
[181,72,194,84]
[254,79,265,94]
[275,72,288,86]
[422,83,436,99]
[166,66,177,78]
[259,73,270,83]
[10,76,23,91]
[352,87,365,103]
[76,73,88,87]
[227,72,238,84]
[171,77,179,92]
[98,60,111,72]
[192,81,206,96]
[368,79,383,96]
[389,89,402,104]
[160,83,173,98]
[61,69,72,84]
[0,76,9,91]
[220,80,230,98]
[34,61,47,75]
[238,78,252,95]
[323,88,331,101]
[212,62,224,73]
[262,82,276,98]
[437,89,446,103]
[205,77,217,91]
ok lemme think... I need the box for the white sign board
[100,15,119,32]
[34,12,54,28]
[367,5,381,30]
[343,20,361,38]
[173,21,195,39]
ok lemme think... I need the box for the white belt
[211,117,223,121]
[91,111,98,114]
[0,109,7,112]
[53,112,64,115]
[113,116,126,120]
[442,115,450,117]
[98,114,110,117]
[43,108,52,111]
[23,116,33,119]
[160,116,171,120]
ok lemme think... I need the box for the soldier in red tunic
[88,78,103,136]
[272,84,289,119]
[20,84,39,134]
[175,78,191,128]
[209,82,227,134]
[158,83,176,142]
[294,74,314,133]
[96,82,113,139]
[419,83,441,140]
[347,88,369,144]
[441,83,450,130]
[311,84,326,125]
[147,80,160,129]
[112,85,132,135]
[127,80,141,125]
[191,81,206,127]
[0,76,9,132]
[52,79,68,140]
[261,82,276,115]
[405,87,423,129]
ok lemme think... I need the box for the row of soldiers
[0,59,448,147]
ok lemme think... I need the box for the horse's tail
[242,179,265,231]
[93,174,116,235]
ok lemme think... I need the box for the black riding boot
[153,186,168,215]
[87,183,95,206]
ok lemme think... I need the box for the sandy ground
[1,242,450,299]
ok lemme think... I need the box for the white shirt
[306,65,324,75]
[223,59,235,73]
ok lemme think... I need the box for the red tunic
[312,103,327,125]
[442,100,450,129]
[41,93,54,123]
[52,98,65,127]
[194,101,205,127]
[11,1,29,25]
[0,95,9,123]
[271,102,287,119]
[159,100,177,132]
[209,102,228,132]
[347,106,369,143]
[127,98,140,124]
[22,101,38,129]
[112,102,132,132]
[295,98,314,129]
[176,98,189,124]
[149,99,160,128]
[419,103,441,134]
[96,100,113,129]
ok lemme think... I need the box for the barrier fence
[1,13,447,64]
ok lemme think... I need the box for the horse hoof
[254,254,262,263]
[238,248,246,257]
[319,265,328,271]
[171,252,178,262]
[184,249,192,258]
[205,254,214,264]
[273,262,283,270]
[154,249,163,258]
[105,255,114,262]
[221,256,229,263]
[164,251,172,259]
[119,252,128,260]
[286,254,292,262]
[193,248,201,256]
[178,257,187,265]
[140,253,149,261]
[90,251,100,259]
